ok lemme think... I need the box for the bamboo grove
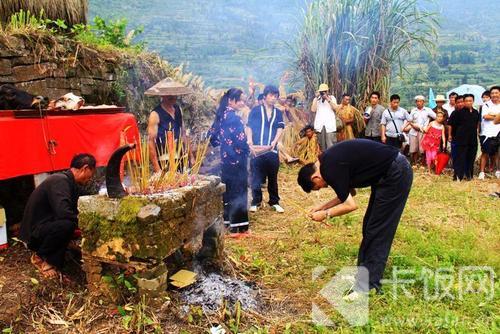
[295,0,438,108]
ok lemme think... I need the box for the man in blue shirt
[246,85,286,213]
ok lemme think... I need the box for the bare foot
[31,256,61,280]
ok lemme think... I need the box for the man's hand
[310,210,327,222]
[381,135,387,143]
[248,78,256,95]
[309,204,325,214]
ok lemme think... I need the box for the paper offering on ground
[170,269,197,288]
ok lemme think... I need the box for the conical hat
[145,78,193,96]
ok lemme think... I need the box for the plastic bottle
[0,206,8,250]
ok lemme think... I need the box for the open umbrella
[446,84,486,105]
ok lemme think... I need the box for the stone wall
[0,37,118,104]
[78,175,225,295]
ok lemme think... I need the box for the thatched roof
[0,0,88,26]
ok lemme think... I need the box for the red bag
[435,151,450,175]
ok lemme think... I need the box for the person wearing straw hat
[145,78,192,172]
[433,94,449,122]
[408,95,436,165]
[311,83,339,151]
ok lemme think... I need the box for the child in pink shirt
[421,112,446,174]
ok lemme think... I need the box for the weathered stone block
[0,59,12,75]
[0,76,15,84]
[12,63,57,82]
[78,175,225,263]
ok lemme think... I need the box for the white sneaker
[496,170,500,179]
[249,205,258,213]
[271,204,285,213]
[478,172,485,180]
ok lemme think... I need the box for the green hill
[88,0,499,102]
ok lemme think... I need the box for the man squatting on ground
[20,154,96,279]
[297,139,413,297]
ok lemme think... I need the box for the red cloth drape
[0,113,140,180]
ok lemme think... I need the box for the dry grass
[0,0,88,26]
[1,167,498,333]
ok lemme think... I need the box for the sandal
[30,253,43,266]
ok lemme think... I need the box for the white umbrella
[447,84,486,105]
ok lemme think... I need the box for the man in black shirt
[297,139,413,294]
[20,154,96,279]
[448,94,480,180]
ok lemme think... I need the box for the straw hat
[145,78,193,96]
[435,94,447,102]
[414,95,426,101]
[317,83,329,92]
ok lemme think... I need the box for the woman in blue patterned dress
[208,88,250,234]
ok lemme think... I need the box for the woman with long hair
[208,88,250,234]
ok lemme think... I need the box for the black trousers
[221,162,249,232]
[386,137,402,149]
[251,152,280,206]
[28,219,77,269]
[453,143,477,180]
[356,153,413,292]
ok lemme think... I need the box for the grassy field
[222,166,500,333]
[0,167,498,333]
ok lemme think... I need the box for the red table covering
[0,112,140,180]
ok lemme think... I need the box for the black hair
[210,88,244,144]
[299,124,315,138]
[297,163,317,193]
[71,153,96,169]
[481,90,490,98]
[448,92,458,98]
[257,93,265,101]
[463,93,475,101]
[369,91,381,99]
[456,95,464,101]
[489,86,500,93]
[216,88,243,120]
[390,94,400,101]
[263,85,279,97]
[303,124,315,132]
[342,93,351,98]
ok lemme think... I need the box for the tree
[294,0,438,109]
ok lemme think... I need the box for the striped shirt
[247,105,285,146]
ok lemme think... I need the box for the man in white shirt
[478,86,500,179]
[443,92,458,116]
[408,95,436,165]
[311,83,338,151]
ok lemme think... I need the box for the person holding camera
[311,83,339,151]
[363,92,385,142]
[380,94,411,149]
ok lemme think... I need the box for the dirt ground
[0,166,499,333]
